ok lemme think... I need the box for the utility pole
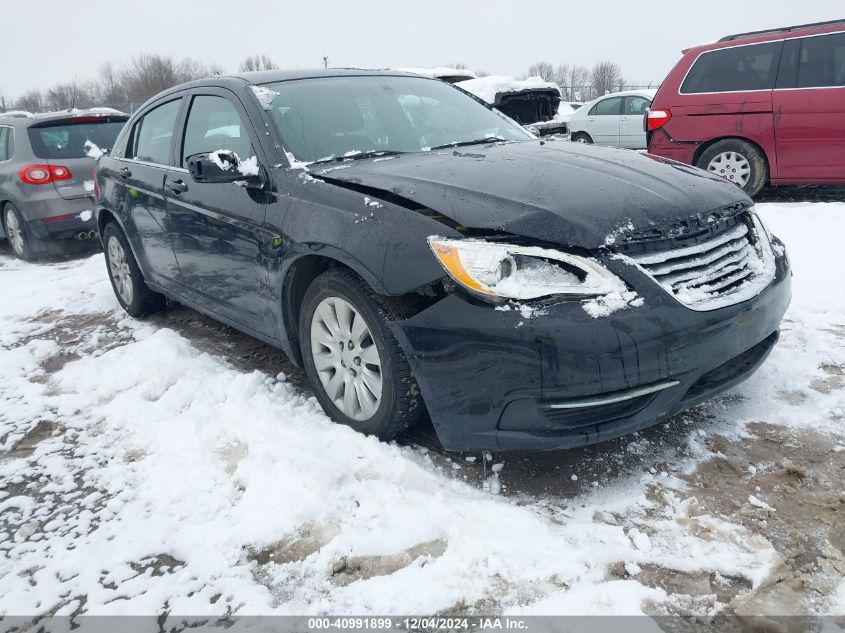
[322,56,329,69]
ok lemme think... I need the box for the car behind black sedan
[93,69,791,451]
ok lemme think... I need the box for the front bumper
[391,253,791,451]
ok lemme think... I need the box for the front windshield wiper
[310,150,407,166]
[429,137,510,151]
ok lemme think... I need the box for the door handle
[166,179,188,194]
[117,167,131,179]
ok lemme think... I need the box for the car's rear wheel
[571,132,593,144]
[102,221,166,317]
[299,268,422,439]
[697,139,767,197]
[3,204,37,261]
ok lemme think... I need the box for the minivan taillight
[19,164,73,185]
[647,109,671,132]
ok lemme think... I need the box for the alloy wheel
[5,209,24,256]
[310,296,383,421]
[107,236,134,305]
[707,151,751,187]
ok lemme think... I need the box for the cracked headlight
[428,237,625,301]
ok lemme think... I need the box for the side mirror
[187,150,261,185]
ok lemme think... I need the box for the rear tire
[571,132,593,144]
[102,221,166,317]
[299,268,422,440]
[3,204,37,261]
[697,139,767,197]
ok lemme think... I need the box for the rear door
[585,96,623,145]
[114,97,184,284]
[620,95,651,148]
[773,31,845,181]
[26,115,127,201]
[165,88,272,332]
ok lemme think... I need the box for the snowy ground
[1,200,844,621]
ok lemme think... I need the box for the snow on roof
[396,67,478,81]
[0,110,34,119]
[459,75,560,104]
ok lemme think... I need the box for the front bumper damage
[389,252,791,451]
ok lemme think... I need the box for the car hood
[313,141,747,250]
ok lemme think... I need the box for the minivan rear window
[797,32,845,88]
[27,119,126,159]
[681,41,783,94]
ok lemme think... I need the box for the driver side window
[589,97,623,116]
[182,95,254,167]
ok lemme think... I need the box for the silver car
[0,109,128,260]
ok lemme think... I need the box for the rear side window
[624,96,651,115]
[0,127,10,161]
[27,119,126,159]
[130,99,182,165]
[589,96,622,116]
[797,32,845,88]
[681,41,783,93]
[181,95,253,166]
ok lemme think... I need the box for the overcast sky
[1,0,842,99]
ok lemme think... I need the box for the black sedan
[94,69,791,451]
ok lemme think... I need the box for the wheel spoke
[360,344,380,367]
[313,351,337,372]
[324,370,344,400]
[333,299,354,337]
[360,367,382,399]
[343,375,359,416]
[355,379,378,418]
[317,302,341,338]
[350,311,369,346]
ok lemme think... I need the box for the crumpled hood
[313,141,749,250]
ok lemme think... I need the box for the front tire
[3,204,37,261]
[571,132,593,144]
[697,139,768,197]
[102,222,166,317]
[299,268,422,439]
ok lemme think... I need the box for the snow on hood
[460,75,560,104]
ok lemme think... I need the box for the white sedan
[568,89,656,149]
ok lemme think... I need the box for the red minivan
[647,19,845,196]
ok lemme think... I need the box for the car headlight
[428,237,625,301]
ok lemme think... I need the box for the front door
[587,96,623,146]
[773,32,845,181]
[165,90,273,332]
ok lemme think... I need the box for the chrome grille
[626,215,776,311]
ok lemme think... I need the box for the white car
[568,89,657,149]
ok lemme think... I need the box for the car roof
[685,19,845,54]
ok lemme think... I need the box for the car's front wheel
[571,132,593,144]
[697,139,768,197]
[299,268,422,439]
[102,221,166,317]
[3,204,37,261]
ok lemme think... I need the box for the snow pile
[250,85,280,110]
[208,150,260,177]
[84,140,104,159]
[460,75,560,104]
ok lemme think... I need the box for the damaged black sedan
[94,70,791,451]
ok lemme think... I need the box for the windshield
[258,76,533,164]
[27,119,126,159]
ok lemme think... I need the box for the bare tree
[98,62,125,103]
[474,69,490,78]
[239,54,277,72]
[15,90,43,111]
[121,54,218,103]
[566,64,590,101]
[526,61,555,82]
[45,82,97,110]
[591,61,624,98]
[448,61,469,70]
[554,63,570,88]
